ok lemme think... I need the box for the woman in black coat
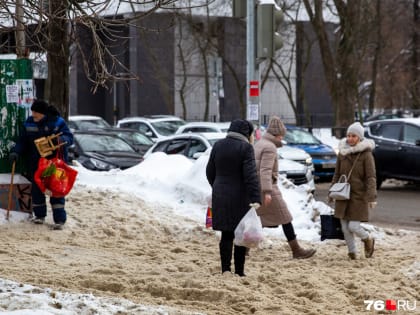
[206,119,261,276]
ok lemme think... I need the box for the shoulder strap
[347,152,361,180]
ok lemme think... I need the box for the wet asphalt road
[313,180,420,231]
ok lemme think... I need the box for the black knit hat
[228,119,254,138]
[31,100,49,115]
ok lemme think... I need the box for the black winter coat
[206,133,261,232]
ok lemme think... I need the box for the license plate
[322,163,335,169]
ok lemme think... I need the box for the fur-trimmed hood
[338,138,375,156]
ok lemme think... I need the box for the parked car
[143,132,226,160]
[283,125,337,180]
[69,131,144,171]
[278,158,315,192]
[145,132,316,191]
[277,144,314,170]
[175,121,231,134]
[68,115,111,131]
[277,145,315,192]
[365,111,404,122]
[117,115,186,141]
[88,127,154,156]
[364,118,420,188]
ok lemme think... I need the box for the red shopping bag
[205,207,212,228]
[34,157,78,197]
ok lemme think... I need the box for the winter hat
[266,116,286,136]
[228,119,254,138]
[31,100,49,115]
[347,122,365,140]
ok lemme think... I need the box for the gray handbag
[328,153,361,201]
[328,175,350,200]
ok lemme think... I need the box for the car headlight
[88,158,118,171]
[305,157,313,166]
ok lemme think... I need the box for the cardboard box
[0,174,32,213]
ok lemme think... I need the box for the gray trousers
[340,220,369,254]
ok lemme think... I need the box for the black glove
[9,152,18,163]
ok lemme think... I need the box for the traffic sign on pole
[250,80,259,97]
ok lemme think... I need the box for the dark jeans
[31,179,67,224]
[219,231,247,276]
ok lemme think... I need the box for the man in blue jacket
[9,100,73,230]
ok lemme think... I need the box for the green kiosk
[0,59,33,214]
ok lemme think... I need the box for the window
[151,120,186,136]
[378,124,402,141]
[187,139,207,158]
[152,141,169,153]
[166,139,188,155]
[183,127,214,133]
[284,129,321,145]
[403,124,420,144]
[369,123,382,136]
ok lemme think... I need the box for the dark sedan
[89,127,154,156]
[364,118,420,188]
[70,131,144,171]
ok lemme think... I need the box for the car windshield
[284,129,321,145]
[72,119,111,131]
[76,134,135,152]
[151,120,186,136]
[117,132,154,145]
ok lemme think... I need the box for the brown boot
[363,236,375,258]
[288,239,316,259]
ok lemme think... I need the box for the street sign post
[250,80,259,97]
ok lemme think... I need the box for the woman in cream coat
[254,116,316,259]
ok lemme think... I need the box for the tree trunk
[412,0,420,109]
[45,0,69,119]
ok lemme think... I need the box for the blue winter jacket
[12,113,73,176]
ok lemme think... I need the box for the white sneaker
[51,223,64,230]
[31,217,45,224]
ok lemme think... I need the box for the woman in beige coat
[331,122,377,260]
[254,116,316,259]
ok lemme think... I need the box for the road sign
[250,80,259,97]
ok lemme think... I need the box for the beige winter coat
[254,133,293,227]
[332,138,377,222]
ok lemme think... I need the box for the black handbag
[320,214,344,241]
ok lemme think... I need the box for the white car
[68,115,111,131]
[277,145,315,192]
[117,115,186,141]
[143,132,226,160]
[144,132,315,191]
[175,121,231,134]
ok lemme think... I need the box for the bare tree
[301,0,377,136]
[259,0,319,127]
[1,0,185,118]
[411,0,420,110]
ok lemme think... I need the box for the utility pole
[246,0,260,123]
[16,0,26,58]
[236,0,282,124]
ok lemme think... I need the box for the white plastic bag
[234,207,264,248]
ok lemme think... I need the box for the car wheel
[376,176,384,189]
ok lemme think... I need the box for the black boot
[219,238,233,273]
[234,245,247,276]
